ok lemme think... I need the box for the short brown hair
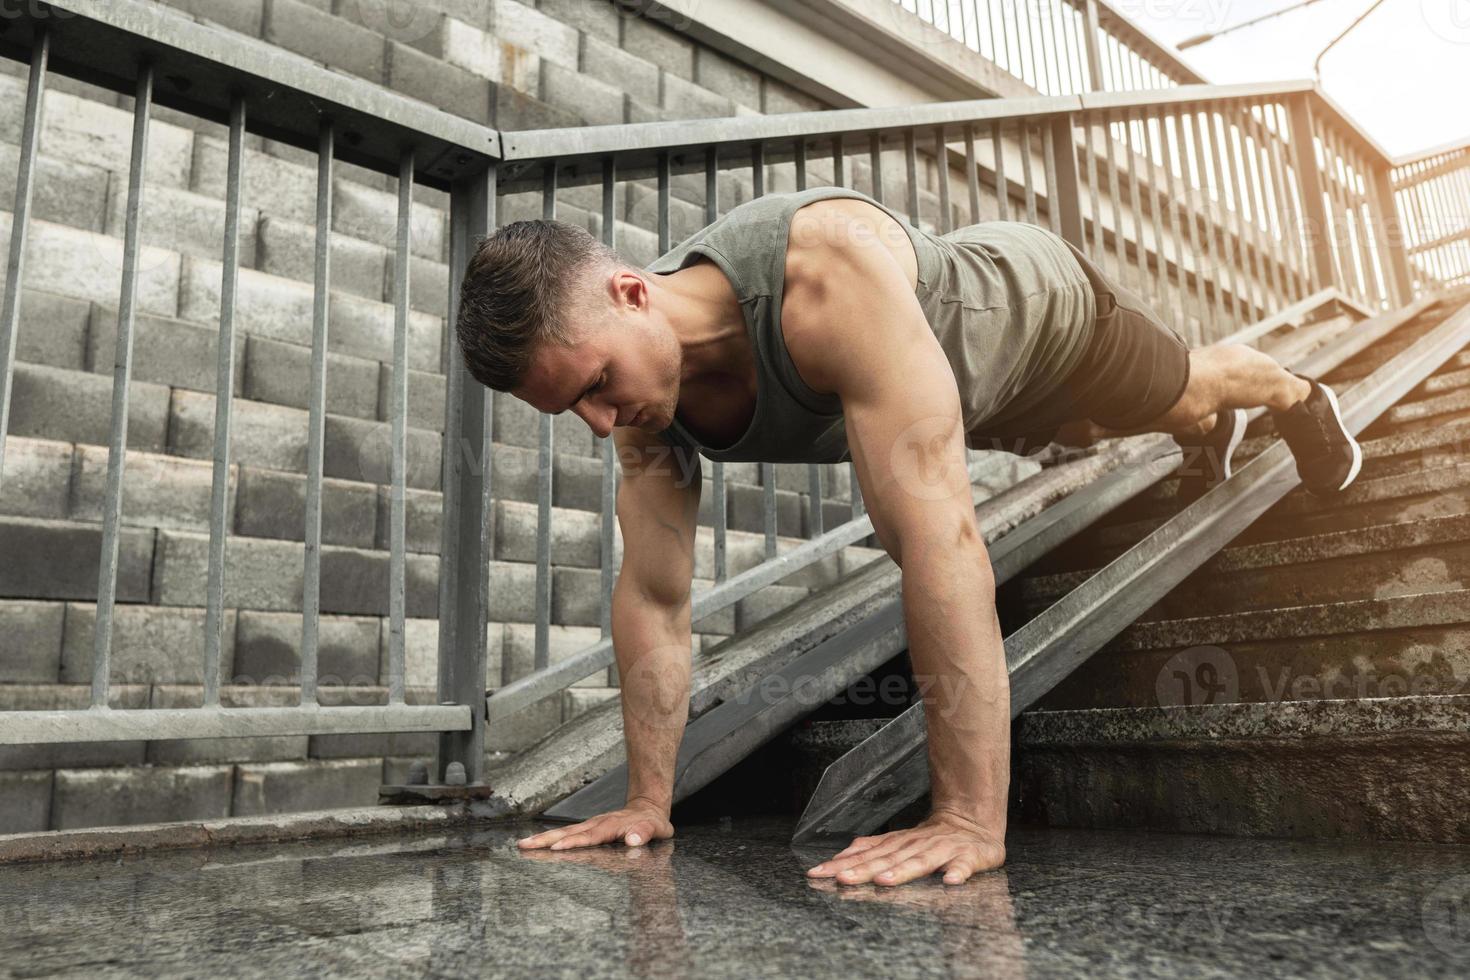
[455,220,618,392]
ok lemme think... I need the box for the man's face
[511,273,681,440]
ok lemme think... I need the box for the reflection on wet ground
[2,816,1469,978]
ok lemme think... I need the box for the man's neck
[651,261,750,390]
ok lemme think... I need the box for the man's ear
[611,268,649,313]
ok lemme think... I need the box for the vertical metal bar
[1041,122,1061,235]
[438,164,494,783]
[1261,102,1305,304]
[1205,107,1244,321]
[1044,0,1066,95]
[535,164,557,673]
[1140,110,1166,311]
[1159,110,1192,339]
[1123,109,1147,297]
[600,157,617,637]
[386,147,414,706]
[1367,155,1413,307]
[1321,125,1362,302]
[832,134,846,189]
[1020,123,1038,224]
[700,149,727,582]
[1083,0,1104,91]
[1285,96,1336,294]
[1247,102,1293,305]
[752,143,776,560]
[1182,105,1221,340]
[935,126,953,233]
[1061,0,1081,94]
[870,132,885,205]
[203,95,246,707]
[93,63,154,709]
[1104,109,1124,280]
[1082,114,1100,259]
[904,129,920,225]
[794,141,822,538]
[300,119,334,705]
[0,29,48,495]
[965,125,981,223]
[1217,108,1257,319]
[1240,105,1282,311]
[992,120,1010,221]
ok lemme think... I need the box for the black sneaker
[1271,375,1363,496]
[1174,407,1248,493]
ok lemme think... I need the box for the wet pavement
[2,816,1469,978]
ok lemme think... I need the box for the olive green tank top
[646,187,1095,464]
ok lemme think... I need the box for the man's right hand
[516,800,674,851]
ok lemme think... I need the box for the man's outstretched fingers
[833,841,934,884]
[807,835,909,877]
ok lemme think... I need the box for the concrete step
[1015,693,1470,843]
[1034,588,1470,712]
[1014,513,1470,622]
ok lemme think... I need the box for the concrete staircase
[741,292,1470,846]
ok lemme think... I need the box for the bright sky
[1117,0,1470,157]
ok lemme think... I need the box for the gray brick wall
[0,0,926,836]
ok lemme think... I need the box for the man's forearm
[901,530,1010,831]
[610,582,693,812]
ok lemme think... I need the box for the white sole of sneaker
[1316,382,1362,492]
[1220,408,1247,479]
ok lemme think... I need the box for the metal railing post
[1082,0,1105,92]
[1370,165,1415,307]
[1049,114,1085,247]
[1285,95,1339,293]
[436,166,496,785]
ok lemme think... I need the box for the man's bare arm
[783,207,1009,886]
[517,426,700,850]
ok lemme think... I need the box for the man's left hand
[805,810,1006,886]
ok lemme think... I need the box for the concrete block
[333,290,444,373]
[659,72,734,121]
[734,583,810,631]
[0,600,64,683]
[51,764,233,830]
[152,529,302,611]
[191,135,318,227]
[375,361,446,432]
[373,484,443,555]
[256,215,387,300]
[727,481,803,538]
[763,78,826,114]
[88,305,247,396]
[0,437,70,520]
[694,47,761,111]
[162,0,267,35]
[318,545,439,618]
[0,76,193,189]
[243,334,381,420]
[13,289,90,370]
[386,40,494,125]
[232,609,381,686]
[0,771,51,834]
[551,565,604,627]
[626,180,705,247]
[0,214,181,319]
[6,362,169,453]
[60,602,237,687]
[234,466,378,549]
[541,0,621,42]
[580,32,659,106]
[502,622,606,688]
[145,684,307,765]
[620,12,694,80]
[494,84,579,131]
[690,577,735,634]
[611,219,659,267]
[403,17,500,78]
[484,685,563,752]
[325,414,442,491]
[333,178,445,262]
[0,145,109,232]
[563,686,619,722]
[0,516,153,602]
[69,444,229,534]
[340,0,489,38]
[494,498,603,568]
[168,388,308,474]
[105,176,259,267]
[402,253,450,320]
[540,60,626,126]
[265,0,388,82]
[493,0,579,68]
[232,758,382,816]
[487,559,537,623]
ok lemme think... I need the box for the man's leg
[1060,342,1312,444]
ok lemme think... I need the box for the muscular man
[455,185,1360,887]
